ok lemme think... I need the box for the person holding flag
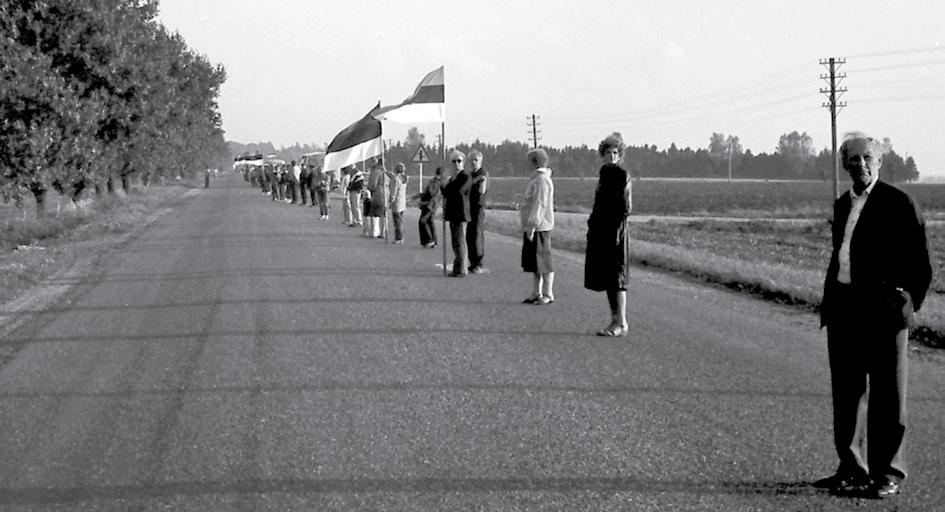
[322,103,383,227]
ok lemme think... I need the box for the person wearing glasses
[442,150,472,277]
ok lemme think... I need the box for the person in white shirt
[816,132,932,499]
[388,163,408,244]
[519,148,555,305]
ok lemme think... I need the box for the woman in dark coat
[584,132,632,336]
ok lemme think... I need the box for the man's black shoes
[813,473,870,495]
[814,473,902,499]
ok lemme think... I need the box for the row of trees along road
[1,0,229,215]
[359,128,919,182]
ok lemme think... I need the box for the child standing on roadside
[361,189,373,237]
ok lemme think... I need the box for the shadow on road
[0,296,519,316]
[32,268,449,287]
[0,477,826,506]
[0,379,838,400]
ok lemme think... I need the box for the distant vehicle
[233,153,264,183]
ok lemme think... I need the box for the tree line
[320,128,920,182]
[238,127,919,183]
[1,0,228,215]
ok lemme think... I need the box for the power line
[550,64,811,123]
[552,89,815,128]
[848,76,945,88]
[846,58,945,74]
[856,95,945,104]
[846,45,945,59]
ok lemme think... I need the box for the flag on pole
[323,103,383,173]
[373,66,445,123]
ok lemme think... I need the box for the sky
[156,0,945,176]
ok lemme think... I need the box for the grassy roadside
[484,209,945,349]
[0,184,198,306]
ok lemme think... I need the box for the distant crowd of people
[250,160,333,219]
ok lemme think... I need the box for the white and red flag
[373,66,445,123]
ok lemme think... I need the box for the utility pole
[526,114,542,149]
[820,57,847,200]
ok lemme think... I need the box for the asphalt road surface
[1,174,944,511]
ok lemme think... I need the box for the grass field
[485,177,945,218]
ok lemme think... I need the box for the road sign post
[412,143,430,194]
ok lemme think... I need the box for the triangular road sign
[411,144,431,163]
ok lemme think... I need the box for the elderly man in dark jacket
[816,132,932,499]
[442,149,471,277]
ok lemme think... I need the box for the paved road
[1,174,944,511]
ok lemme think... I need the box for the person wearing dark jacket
[815,132,932,500]
[418,167,444,248]
[442,150,471,277]
[584,132,633,337]
[467,150,489,273]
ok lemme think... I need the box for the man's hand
[526,228,535,242]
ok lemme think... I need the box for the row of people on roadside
[328,140,628,336]
[435,136,632,338]
[337,161,411,243]
[251,161,333,219]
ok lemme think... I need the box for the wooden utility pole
[527,114,541,149]
[820,57,847,199]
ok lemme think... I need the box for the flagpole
[383,136,390,244]
[441,120,447,276]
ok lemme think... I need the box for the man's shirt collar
[850,173,879,199]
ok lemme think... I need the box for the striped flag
[323,103,383,173]
[374,66,445,123]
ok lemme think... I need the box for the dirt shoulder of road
[0,185,201,355]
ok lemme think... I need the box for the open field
[485,177,945,218]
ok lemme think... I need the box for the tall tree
[776,131,815,178]
[404,126,426,148]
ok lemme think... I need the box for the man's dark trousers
[467,207,485,270]
[827,286,908,482]
[449,220,468,274]
[419,206,437,246]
